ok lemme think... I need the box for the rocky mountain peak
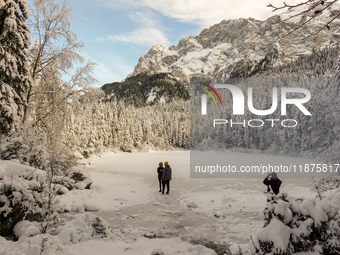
[150,44,165,53]
[128,4,340,81]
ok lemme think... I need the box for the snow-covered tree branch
[0,0,32,137]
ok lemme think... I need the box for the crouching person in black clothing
[162,161,172,194]
[157,162,164,192]
[263,172,282,201]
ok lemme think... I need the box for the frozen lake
[3,151,321,255]
[58,150,318,254]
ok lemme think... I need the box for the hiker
[157,162,164,192]
[162,161,172,194]
[263,172,282,196]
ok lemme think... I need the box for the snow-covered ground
[1,151,321,255]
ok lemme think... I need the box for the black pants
[158,176,162,191]
[162,180,170,193]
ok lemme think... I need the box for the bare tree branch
[268,0,339,38]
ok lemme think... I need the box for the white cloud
[107,27,169,46]
[98,11,170,46]
[96,0,301,27]
[127,10,157,26]
[141,0,302,27]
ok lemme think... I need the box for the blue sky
[26,0,299,87]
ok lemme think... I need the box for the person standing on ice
[157,162,164,192]
[263,172,282,196]
[162,161,172,194]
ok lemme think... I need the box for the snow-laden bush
[0,159,93,236]
[328,189,340,209]
[0,136,49,170]
[28,145,48,170]
[0,161,46,236]
[0,136,29,162]
[0,214,111,255]
[250,192,340,255]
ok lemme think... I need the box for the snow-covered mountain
[129,5,340,81]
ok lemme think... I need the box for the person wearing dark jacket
[157,162,164,192]
[162,161,172,194]
[263,172,282,196]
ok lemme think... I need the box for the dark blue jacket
[263,177,282,195]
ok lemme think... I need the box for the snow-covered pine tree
[0,0,32,137]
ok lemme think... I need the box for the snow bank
[13,220,40,238]
[0,213,113,255]
[67,237,219,255]
[58,213,114,244]
[67,167,93,190]
[0,160,45,181]
[0,234,68,255]
[150,245,217,255]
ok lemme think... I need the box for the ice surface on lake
[2,151,323,255]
